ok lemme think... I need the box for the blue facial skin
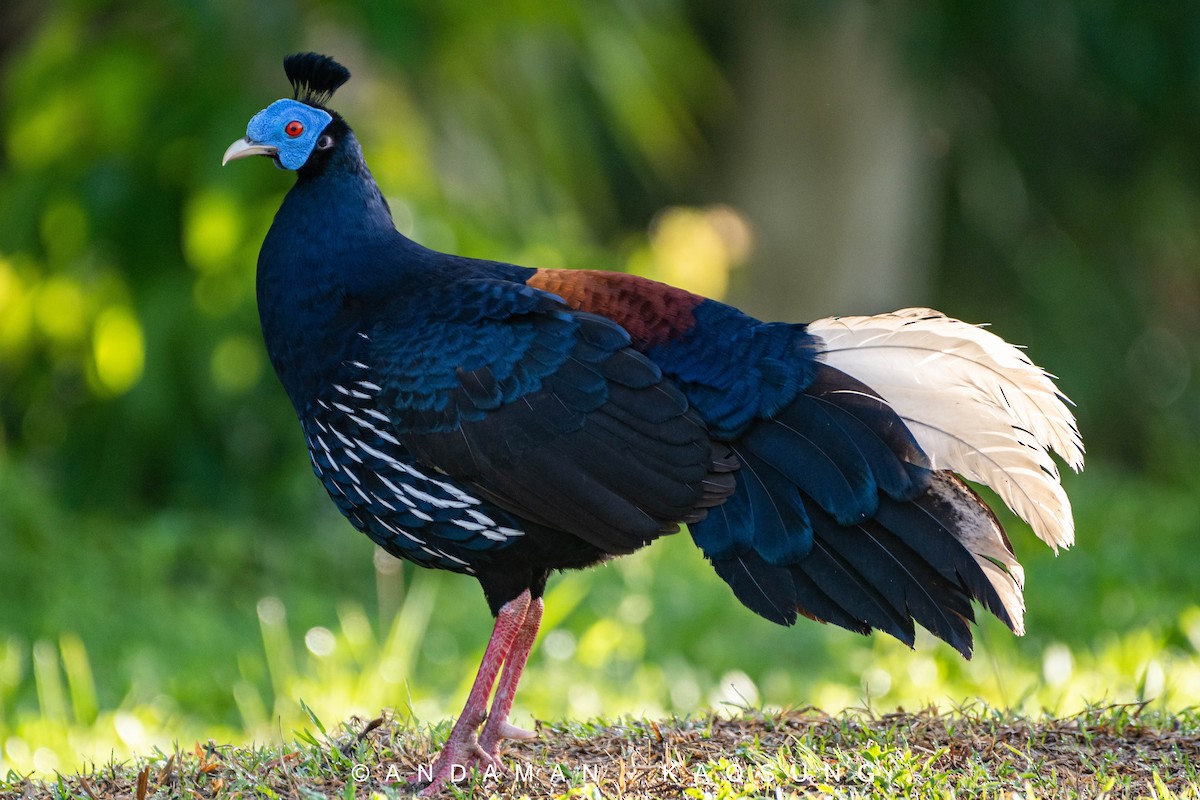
[246,99,333,170]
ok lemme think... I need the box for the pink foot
[412,733,498,796]
[414,722,534,795]
[409,591,538,795]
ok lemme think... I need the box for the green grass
[2,705,1198,799]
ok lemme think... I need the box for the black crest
[284,53,351,108]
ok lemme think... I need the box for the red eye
[284,120,305,137]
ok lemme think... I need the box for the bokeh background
[2,0,1200,776]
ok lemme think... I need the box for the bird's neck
[271,132,399,259]
[256,132,415,411]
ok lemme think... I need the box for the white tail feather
[809,308,1084,551]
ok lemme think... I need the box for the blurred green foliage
[1,0,1200,778]
[897,1,1200,469]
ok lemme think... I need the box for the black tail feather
[709,548,797,626]
[788,566,873,635]
[805,365,931,499]
[695,360,1023,657]
[741,395,877,525]
[879,474,1023,632]
[701,475,1020,657]
[823,517,977,657]
[733,447,815,566]
[794,535,917,647]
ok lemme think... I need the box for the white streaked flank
[307,378,526,562]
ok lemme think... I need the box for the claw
[412,736,507,796]
[496,721,537,740]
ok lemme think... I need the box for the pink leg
[415,590,531,796]
[478,596,543,759]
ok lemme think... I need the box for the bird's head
[223,53,351,171]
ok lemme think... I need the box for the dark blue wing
[366,281,732,555]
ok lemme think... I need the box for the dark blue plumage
[226,54,1082,793]
[248,102,729,606]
